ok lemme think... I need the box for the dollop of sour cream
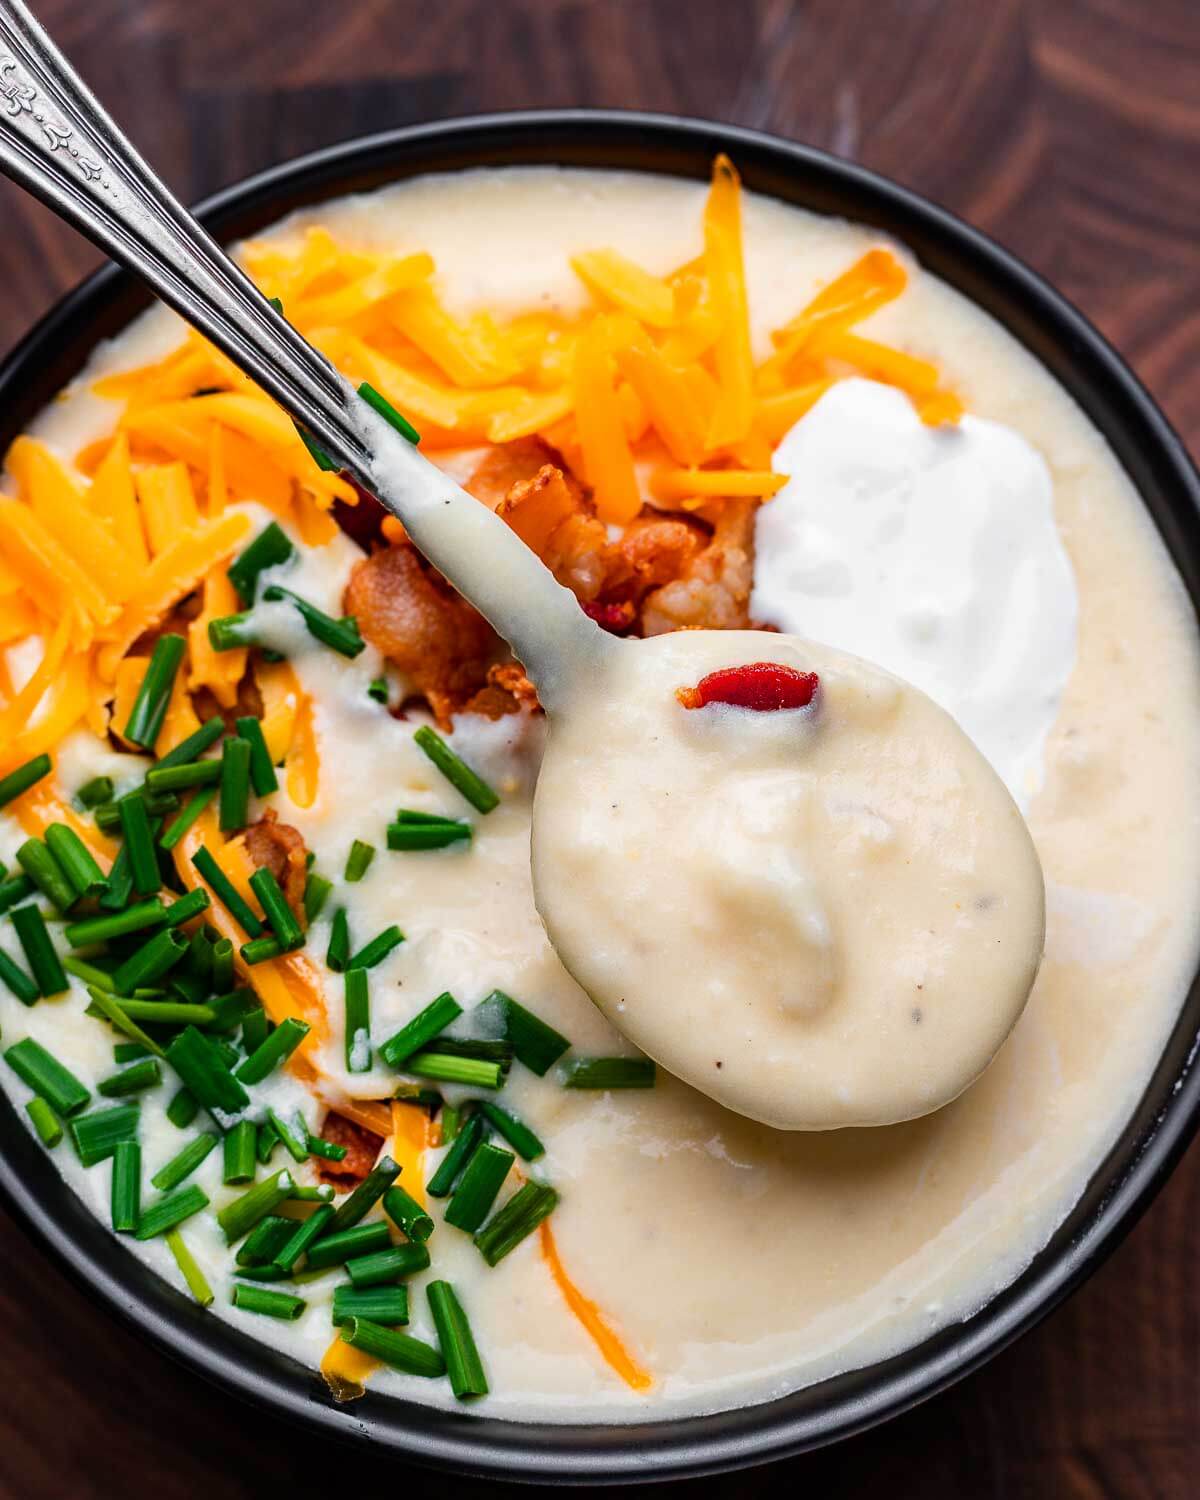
[752,379,1079,807]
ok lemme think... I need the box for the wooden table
[1,2,1197,1495]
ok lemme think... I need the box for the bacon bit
[315,1110,384,1186]
[582,599,637,634]
[676,661,819,711]
[243,808,309,919]
[462,661,542,719]
[465,437,563,510]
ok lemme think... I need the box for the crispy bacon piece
[344,541,496,728]
[677,662,820,711]
[465,437,565,510]
[609,516,704,601]
[641,498,757,635]
[498,462,611,603]
[243,808,309,917]
[314,1110,384,1187]
[462,661,541,719]
[582,599,636,634]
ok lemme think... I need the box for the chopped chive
[152,1131,218,1192]
[11,904,67,996]
[69,1103,140,1167]
[248,867,303,951]
[343,967,372,1074]
[303,873,332,926]
[240,935,282,965]
[165,1228,213,1306]
[266,1107,309,1164]
[428,1037,512,1070]
[326,907,350,972]
[210,938,234,992]
[260,584,365,659]
[118,792,161,897]
[227,521,295,606]
[481,990,570,1076]
[98,1058,162,1097]
[296,423,338,472]
[219,737,252,832]
[111,1139,141,1233]
[92,994,214,1030]
[16,838,76,912]
[218,1169,295,1244]
[340,1317,444,1377]
[207,612,259,652]
[0,753,51,808]
[159,786,218,852]
[206,987,252,1033]
[347,924,403,972]
[0,873,35,915]
[305,1220,392,1272]
[561,1057,657,1089]
[405,1052,503,1090]
[393,1084,443,1111]
[63,954,117,989]
[345,1240,431,1287]
[241,1005,269,1055]
[257,1118,280,1165]
[386,821,472,851]
[332,1284,410,1328]
[164,887,210,930]
[382,1184,434,1243]
[26,1096,62,1147]
[367,675,389,705]
[145,760,222,794]
[123,635,186,750]
[156,716,226,772]
[233,1263,295,1283]
[85,987,166,1058]
[306,1133,348,1163]
[328,1153,401,1233]
[288,1183,335,1204]
[188,926,214,977]
[426,1114,485,1200]
[166,1087,198,1129]
[235,716,278,796]
[95,790,178,834]
[114,1042,150,1064]
[444,1143,513,1232]
[135,1182,208,1240]
[378,991,462,1069]
[190,846,263,937]
[66,898,168,948]
[474,1182,559,1266]
[76,775,114,809]
[0,947,38,1005]
[343,840,375,883]
[164,1026,250,1120]
[223,1119,258,1184]
[357,380,421,444]
[272,1203,335,1271]
[233,1283,306,1320]
[4,1036,88,1116]
[111,927,188,995]
[236,1214,294,1266]
[412,726,498,814]
[44,824,106,900]
[439,1104,461,1146]
[427,1280,488,1399]
[235,1016,310,1085]
[475,1101,545,1162]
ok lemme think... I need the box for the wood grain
[2,2,1199,1495]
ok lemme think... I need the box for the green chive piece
[426,1114,485,1200]
[272,1202,335,1271]
[218,1169,295,1244]
[164,887,210,929]
[561,1057,657,1089]
[45,823,106,900]
[0,873,35,915]
[25,1094,62,1146]
[95,790,178,835]
[303,872,333,925]
[0,947,38,1005]
[159,786,218,852]
[474,1182,559,1266]
[165,1228,213,1305]
[475,1101,545,1162]
[382,1184,434,1243]
[296,423,338,472]
[288,1183,334,1204]
[207,612,258,652]
[385,821,472,851]
[156,716,226,771]
[227,521,295,606]
[98,1058,162,1098]
[69,1103,140,1167]
[11,904,67,996]
[145,760,222,794]
[240,936,282,965]
[439,1104,461,1145]
[111,927,188,995]
[305,1220,392,1272]
[236,1214,294,1266]
[190,846,263,937]
[76,775,114,809]
[328,1153,401,1233]
[84,987,164,1059]
[405,1052,503,1090]
[444,1143,513,1233]
[428,1280,488,1399]
[347,924,404,972]
[63,954,117,989]
[219,737,252,832]
[412,726,498,814]
[257,1119,280,1165]
[266,1107,309,1164]
[358,380,421,444]
[223,1119,258,1184]
[123,635,186,750]
[480,990,569,1077]
[91,994,214,1032]
[241,1005,269,1055]
[5,1036,89,1116]
[110,1139,141,1233]
[378,991,462,1069]
[164,1026,250,1121]
[345,1241,431,1287]
[235,1016,310,1085]
[0,753,51,809]
[423,1037,512,1070]
[332,1284,410,1328]
[152,1131,218,1192]
[114,1042,150,1064]
[118,792,161,897]
[135,1182,208,1240]
[343,968,372,1074]
[210,938,235,993]
[366,675,389,705]
[66,898,167,948]
[16,838,76,912]
[343,840,375,883]
[326,907,350,972]
[166,1087,198,1130]
[306,1133,348,1163]
[234,716,279,796]
[233,1263,294,1283]
[340,1317,444,1377]
[232,1283,306,1320]
[248,867,303,951]
[260,584,365,659]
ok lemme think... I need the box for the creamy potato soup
[0,164,1197,1422]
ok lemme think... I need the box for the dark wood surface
[2,2,1198,1495]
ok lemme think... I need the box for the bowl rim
[2,106,1200,1485]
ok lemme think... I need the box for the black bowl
[2,110,1199,1484]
